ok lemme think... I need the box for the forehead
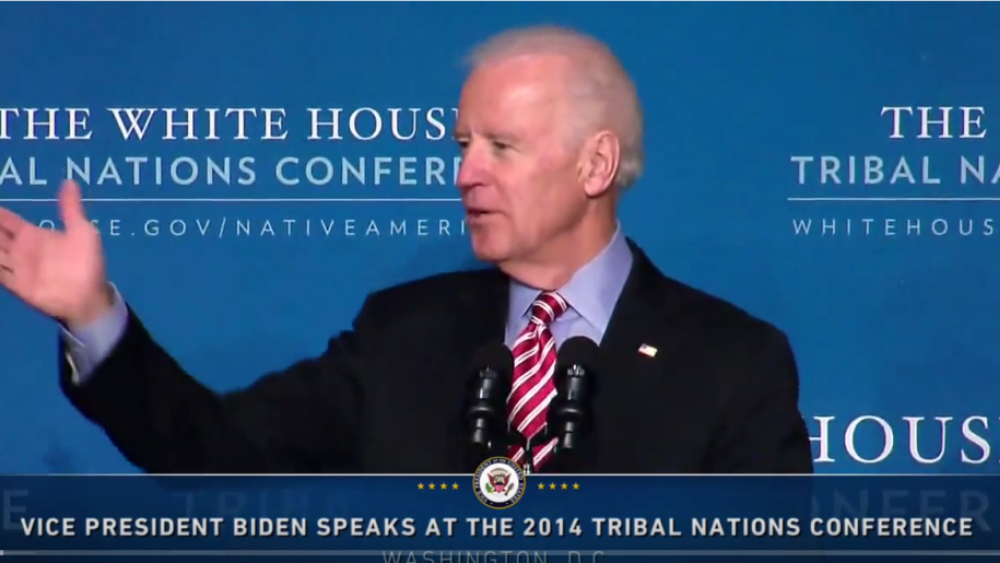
[456,55,573,134]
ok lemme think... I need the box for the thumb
[58,180,89,228]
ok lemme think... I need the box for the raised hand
[0,180,112,327]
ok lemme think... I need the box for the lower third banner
[1,458,996,560]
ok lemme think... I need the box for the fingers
[0,209,15,287]
[0,207,25,253]
[58,180,88,228]
[0,206,25,237]
[0,249,13,289]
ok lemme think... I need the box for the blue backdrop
[1,2,998,474]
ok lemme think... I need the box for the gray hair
[465,26,645,191]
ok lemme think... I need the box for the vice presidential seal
[473,457,526,509]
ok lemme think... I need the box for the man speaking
[0,26,813,474]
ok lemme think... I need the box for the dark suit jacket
[59,241,814,474]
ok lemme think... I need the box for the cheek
[503,182,543,224]
[507,185,566,242]
[499,159,576,237]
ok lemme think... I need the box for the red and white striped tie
[507,291,568,471]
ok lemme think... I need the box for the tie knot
[529,292,568,327]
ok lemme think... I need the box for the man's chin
[469,238,509,264]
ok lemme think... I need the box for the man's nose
[456,155,481,192]
[456,142,492,191]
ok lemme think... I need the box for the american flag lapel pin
[638,344,658,358]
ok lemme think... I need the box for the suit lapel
[600,240,683,379]
[586,240,688,471]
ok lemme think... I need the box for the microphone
[463,342,514,467]
[549,336,600,457]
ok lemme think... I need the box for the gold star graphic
[440,483,447,490]
[452,483,459,490]
[549,483,556,490]
[417,483,424,490]
[429,483,436,490]
[573,483,580,490]
[561,483,568,490]
[538,483,545,490]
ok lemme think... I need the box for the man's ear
[577,130,621,198]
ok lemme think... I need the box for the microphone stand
[507,428,542,475]
[523,435,536,475]
[550,437,583,474]
[505,406,590,474]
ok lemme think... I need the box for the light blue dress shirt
[62,284,129,383]
[503,226,633,349]
[63,226,633,382]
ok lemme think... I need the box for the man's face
[454,56,587,267]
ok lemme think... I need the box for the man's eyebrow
[451,131,521,143]
[487,132,519,143]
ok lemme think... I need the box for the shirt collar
[508,224,633,334]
